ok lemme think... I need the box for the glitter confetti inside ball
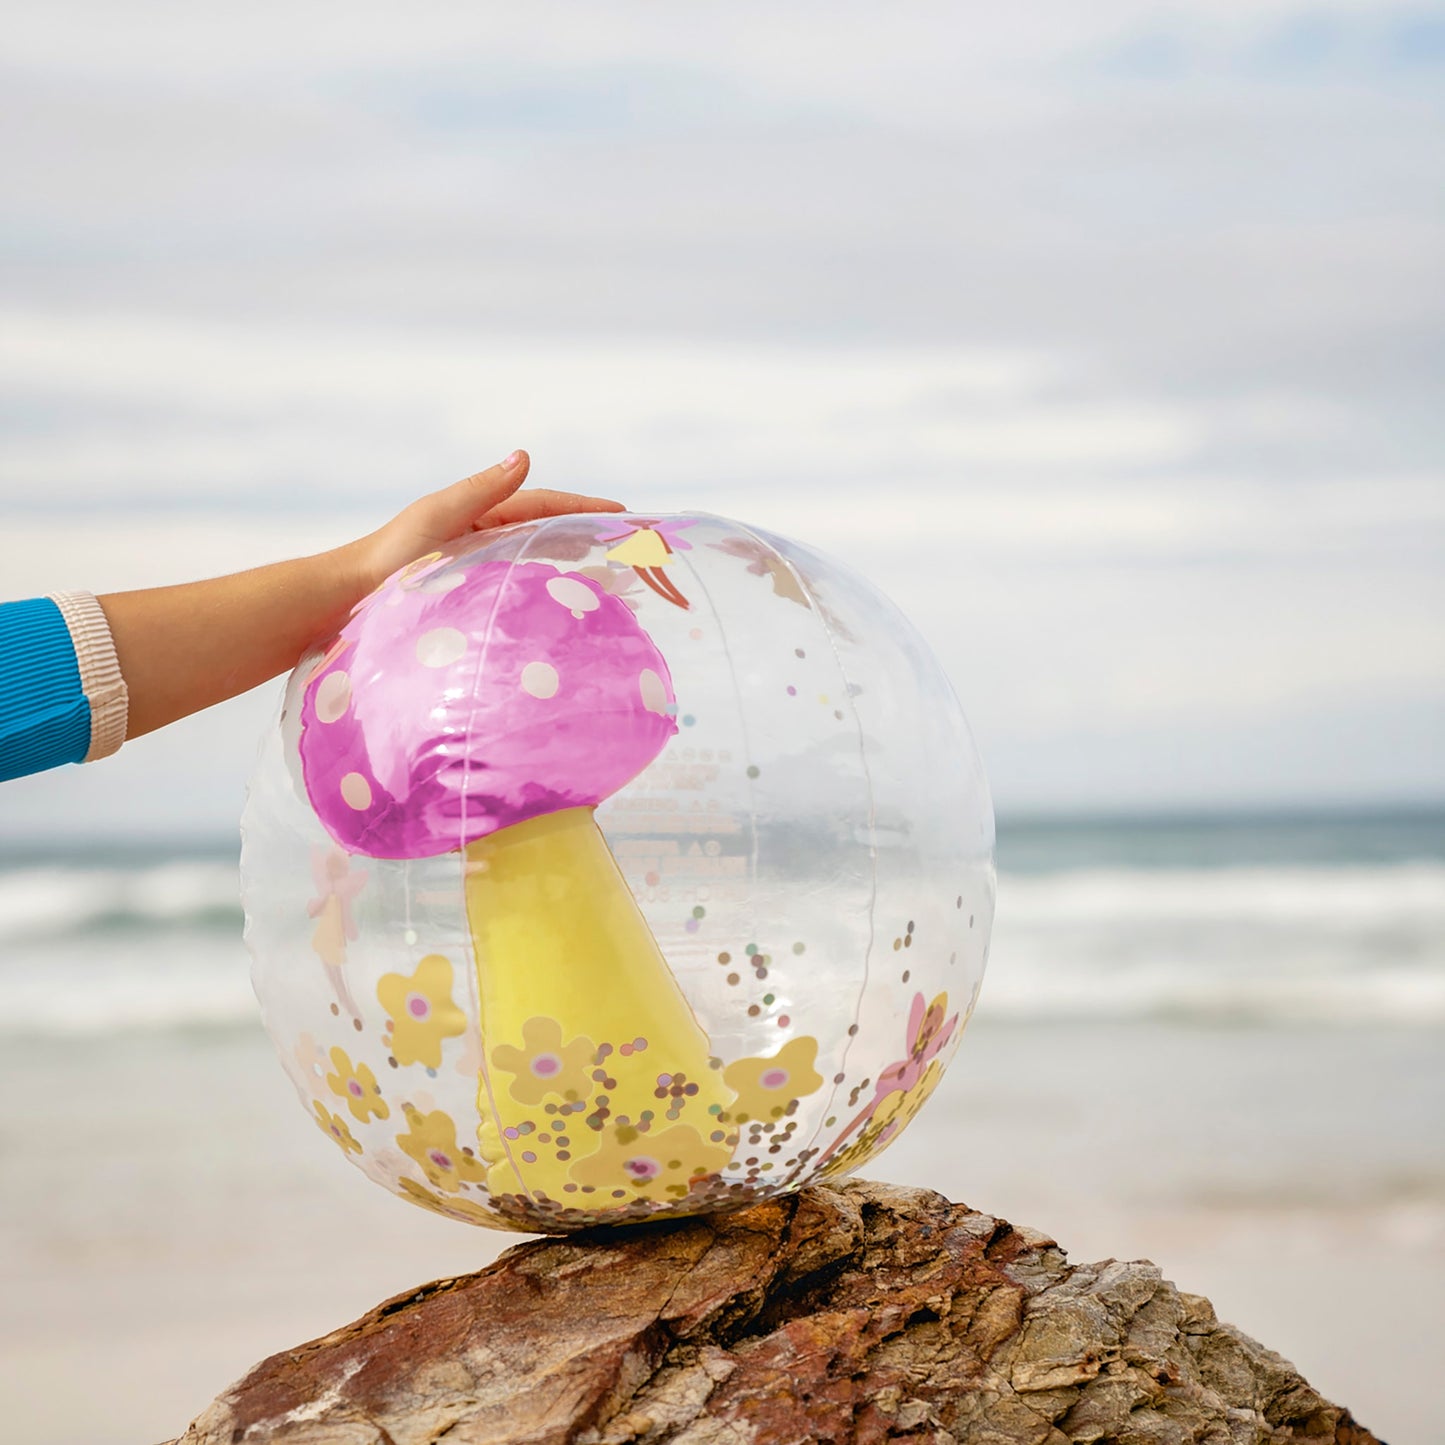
[241,513,995,1233]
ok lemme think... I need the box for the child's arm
[0,452,623,777]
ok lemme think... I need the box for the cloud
[0,309,1211,508]
[2,3,1438,492]
[0,1,1440,821]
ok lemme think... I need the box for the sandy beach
[2,1015,1440,1445]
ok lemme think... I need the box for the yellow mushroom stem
[463,806,735,1210]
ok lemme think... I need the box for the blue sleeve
[0,597,93,781]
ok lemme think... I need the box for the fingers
[421,451,532,538]
[351,453,629,596]
[404,449,625,550]
[476,487,625,530]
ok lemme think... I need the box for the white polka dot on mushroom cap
[340,772,373,810]
[313,670,352,724]
[520,661,559,698]
[415,627,468,668]
[639,669,669,715]
[545,576,600,618]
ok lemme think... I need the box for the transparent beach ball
[241,513,995,1233]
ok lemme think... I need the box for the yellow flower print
[325,1046,391,1124]
[722,1035,824,1123]
[313,1100,362,1156]
[490,1016,596,1106]
[378,953,468,1068]
[569,1122,731,1201]
[396,1177,524,1229]
[396,1103,488,1194]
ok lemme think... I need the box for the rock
[169,1180,1382,1444]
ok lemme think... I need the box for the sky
[1,0,1443,837]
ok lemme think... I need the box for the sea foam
[1,857,1442,1035]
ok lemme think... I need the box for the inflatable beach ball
[241,513,995,1233]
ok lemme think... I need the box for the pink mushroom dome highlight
[297,557,678,859]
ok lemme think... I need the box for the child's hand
[100,451,628,741]
[349,451,624,594]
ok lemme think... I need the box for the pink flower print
[595,517,697,553]
[293,1032,328,1096]
[367,1146,412,1191]
[307,846,368,1019]
[308,848,366,963]
[813,991,957,1172]
[871,992,957,1104]
[453,1021,483,1079]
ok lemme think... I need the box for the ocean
[4,807,1441,1039]
[2,806,1442,1443]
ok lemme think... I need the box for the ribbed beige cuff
[47,590,128,762]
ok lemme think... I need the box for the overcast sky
[2,1,1442,837]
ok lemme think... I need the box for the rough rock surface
[170,1180,1381,1444]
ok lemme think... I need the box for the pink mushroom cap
[297,557,678,858]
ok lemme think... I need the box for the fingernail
[500,450,524,471]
